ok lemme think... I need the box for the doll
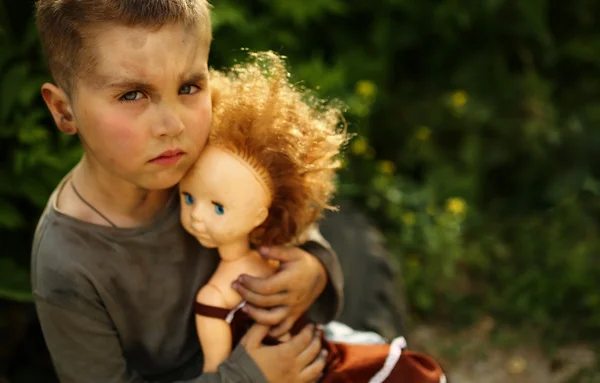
[179,51,446,382]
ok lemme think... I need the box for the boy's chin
[140,178,179,190]
[138,168,189,190]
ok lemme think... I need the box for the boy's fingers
[288,323,315,355]
[233,281,288,308]
[258,246,302,262]
[243,304,289,326]
[296,332,322,369]
[240,323,271,349]
[236,272,289,296]
[299,349,328,382]
[269,316,296,338]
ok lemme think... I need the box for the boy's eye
[179,84,199,95]
[212,202,225,215]
[183,193,194,205]
[120,91,144,102]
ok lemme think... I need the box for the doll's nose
[190,206,202,221]
[190,210,206,231]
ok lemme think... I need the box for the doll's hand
[232,246,327,338]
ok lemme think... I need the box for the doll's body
[194,247,278,372]
[198,246,275,316]
[180,144,284,372]
[180,51,447,382]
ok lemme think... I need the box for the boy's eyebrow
[103,77,157,92]
[182,72,208,84]
[100,72,207,90]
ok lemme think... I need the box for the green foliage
[1,0,599,344]
[206,0,600,342]
[0,1,82,301]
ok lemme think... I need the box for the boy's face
[48,23,212,190]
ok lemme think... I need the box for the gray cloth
[31,176,344,383]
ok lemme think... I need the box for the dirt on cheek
[103,116,148,160]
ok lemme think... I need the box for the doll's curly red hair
[209,51,350,247]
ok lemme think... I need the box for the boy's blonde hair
[35,0,212,95]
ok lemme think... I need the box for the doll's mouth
[196,234,216,248]
[194,231,212,243]
[196,232,209,240]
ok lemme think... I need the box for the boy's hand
[232,246,327,338]
[241,322,327,383]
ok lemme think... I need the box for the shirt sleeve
[35,298,268,383]
[298,224,344,324]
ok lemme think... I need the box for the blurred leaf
[0,198,24,229]
[19,76,48,106]
[517,0,552,46]
[18,120,49,144]
[0,63,29,123]
[19,176,52,207]
[0,258,33,302]
[266,0,347,25]
[211,1,248,30]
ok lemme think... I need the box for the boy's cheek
[186,101,212,141]
[102,120,144,153]
[84,116,149,166]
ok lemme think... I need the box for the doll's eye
[212,202,225,215]
[183,193,194,205]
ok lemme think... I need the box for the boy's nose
[152,113,184,138]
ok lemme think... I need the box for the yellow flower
[401,211,416,226]
[406,253,420,268]
[378,160,395,175]
[446,197,466,215]
[356,80,376,99]
[415,126,431,141]
[351,137,368,155]
[451,90,468,108]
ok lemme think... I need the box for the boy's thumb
[241,323,270,349]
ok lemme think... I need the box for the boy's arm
[298,224,344,324]
[35,298,267,383]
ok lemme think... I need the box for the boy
[31,1,344,382]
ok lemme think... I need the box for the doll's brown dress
[196,301,446,383]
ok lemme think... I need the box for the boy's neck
[69,156,174,227]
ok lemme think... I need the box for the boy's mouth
[150,148,185,166]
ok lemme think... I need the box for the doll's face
[179,145,271,248]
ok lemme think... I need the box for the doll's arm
[196,285,234,373]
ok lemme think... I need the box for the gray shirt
[31,176,344,383]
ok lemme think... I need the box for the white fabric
[367,336,407,383]
[225,301,246,324]
[321,321,387,344]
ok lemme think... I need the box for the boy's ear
[41,83,77,135]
